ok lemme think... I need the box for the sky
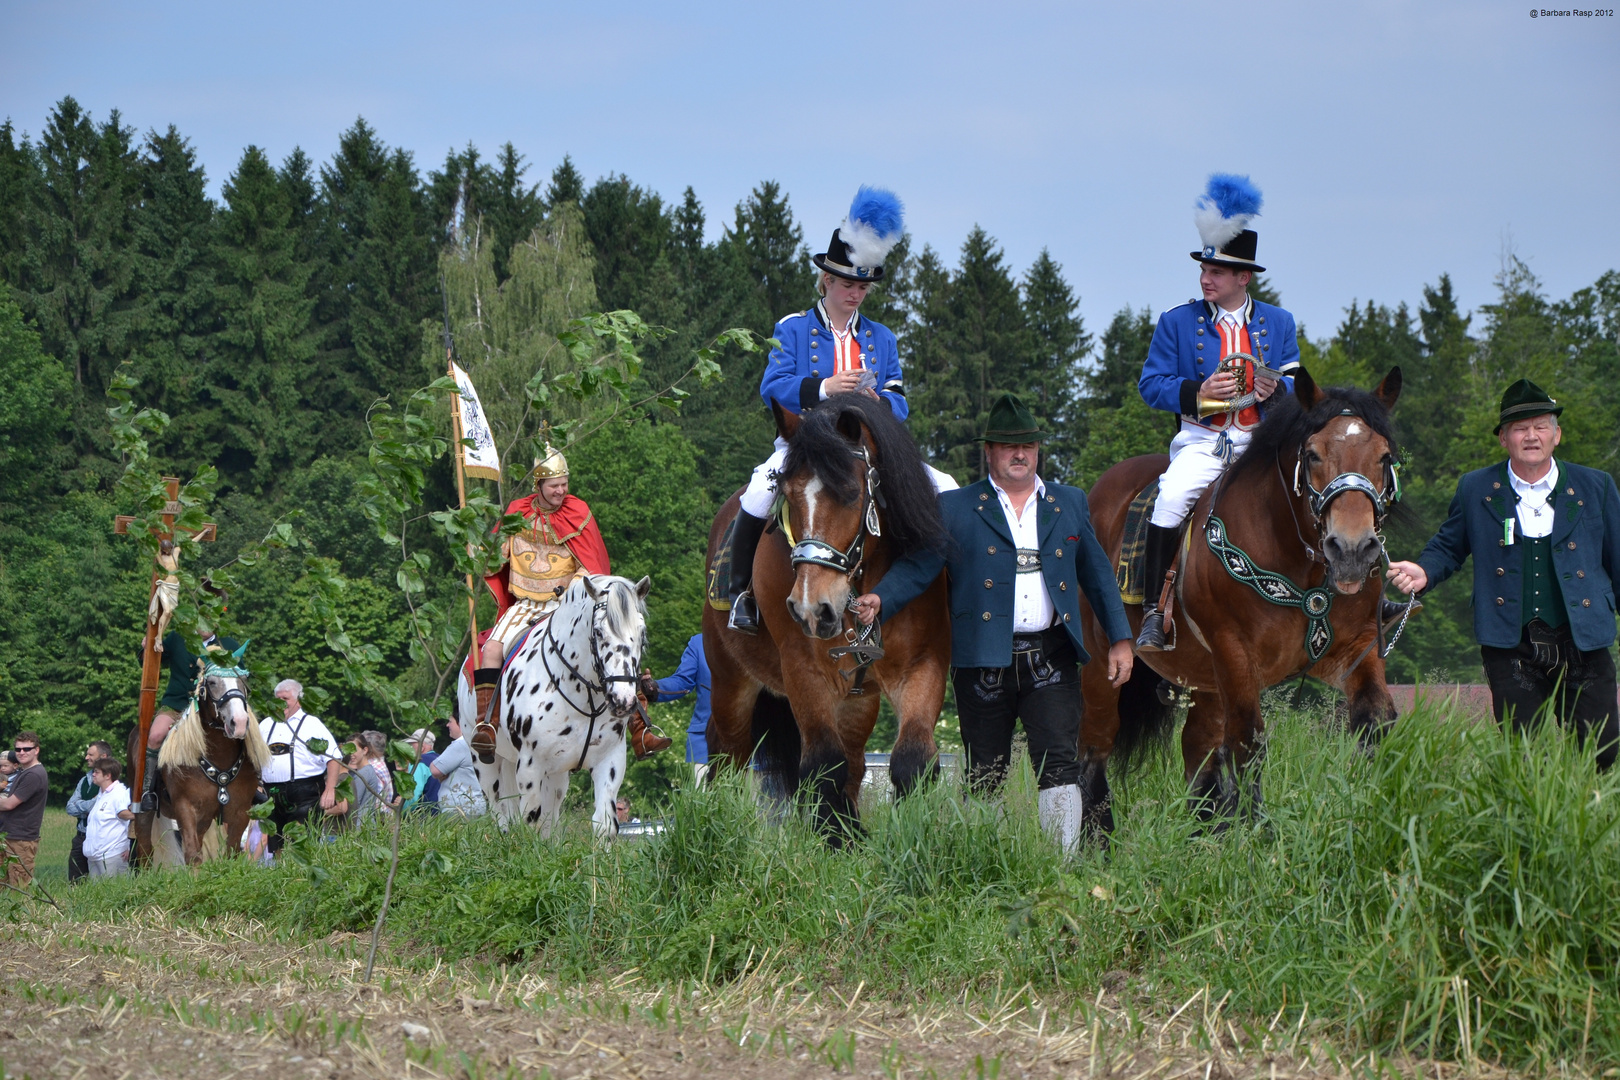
[3,0,1617,341]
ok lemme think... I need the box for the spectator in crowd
[349,731,399,823]
[65,740,115,883]
[614,796,637,825]
[431,715,487,817]
[261,679,344,854]
[83,758,131,878]
[241,813,272,865]
[640,632,711,769]
[0,732,50,889]
[0,750,18,792]
[404,727,439,815]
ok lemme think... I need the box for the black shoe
[1380,596,1420,636]
[726,510,767,635]
[728,591,761,635]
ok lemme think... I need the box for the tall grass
[35,699,1620,1067]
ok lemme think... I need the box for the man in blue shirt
[640,634,712,764]
[1389,379,1620,768]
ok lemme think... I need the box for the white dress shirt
[259,709,341,784]
[1509,459,1559,539]
[990,475,1057,632]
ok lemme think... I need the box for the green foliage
[58,701,1620,1067]
[0,282,72,508]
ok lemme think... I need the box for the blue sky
[3,1,1616,340]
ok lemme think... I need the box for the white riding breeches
[739,436,958,519]
[1150,422,1251,528]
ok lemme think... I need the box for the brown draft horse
[127,662,268,865]
[1078,368,1403,826]
[703,393,951,842]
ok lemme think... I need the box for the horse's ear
[772,401,800,442]
[582,575,601,600]
[1375,366,1402,411]
[1293,366,1320,410]
[634,575,651,599]
[835,408,863,446]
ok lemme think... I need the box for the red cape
[483,493,612,616]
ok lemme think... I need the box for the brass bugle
[1197,396,1233,418]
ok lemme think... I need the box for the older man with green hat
[1389,379,1620,768]
[851,393,1135,853]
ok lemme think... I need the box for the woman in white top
[84,758,132,877]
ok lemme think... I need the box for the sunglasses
[14,745,37,753]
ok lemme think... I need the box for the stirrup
[138,790,159,814]
[727,590,760,635]
[629,711,672,759]
[470,722,498,765]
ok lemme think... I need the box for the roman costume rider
[1133,175,1301,652]
[470,446,669,761]
[726,186,956,633]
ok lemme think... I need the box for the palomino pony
[129,658,270,865]
[703,393,951,843]
[1078,368,1403,825]
[462,574,651,837]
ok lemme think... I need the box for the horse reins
[539,592,641,771]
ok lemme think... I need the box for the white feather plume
[1194,201,1249,252]
[839,218,899,268]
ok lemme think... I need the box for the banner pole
[450,361,481,651]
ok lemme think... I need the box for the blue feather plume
[847,186,904,238]
[840,186,905,268]
[1194,174,1263,250]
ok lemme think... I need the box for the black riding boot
[727,510,768,635]
[138,746,161,813]
[1135,523,1181,653]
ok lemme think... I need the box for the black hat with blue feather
[1191,174,1266,273]
[814,187,904,281]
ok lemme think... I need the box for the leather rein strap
[540,597,640,772]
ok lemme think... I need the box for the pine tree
[544,154,584,209]
[1071,306,1162,487]
[1021,249,1089,481]
[484,142,544,285]
[127,126,217,459]
[0,122,31,285]
[581,174,671,313]
[903,244,975,478]
[210,145,317,491]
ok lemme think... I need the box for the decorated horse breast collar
[1205,515,1336,663]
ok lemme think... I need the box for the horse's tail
[1112,658,1177,773]
[751,689,800,801]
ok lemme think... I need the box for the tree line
[1,96,1616,795]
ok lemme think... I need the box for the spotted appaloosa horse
[463,574,651,837]
[1078,368,1404,828]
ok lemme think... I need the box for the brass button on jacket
[981,612,991,622]
[987,545,997,555]
[1496,597,1505,605]
[1496,567,1505,576]
[983,579,993,589]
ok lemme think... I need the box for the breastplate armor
[507,518,581,601]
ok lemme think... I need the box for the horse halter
[1291,410,1401,528]
[195,661,251,729]
[191,660,251,805]
[541,589,642,770]
[778,445,884,578]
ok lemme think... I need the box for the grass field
[6,696,1619,1076]
[27,808,77,888]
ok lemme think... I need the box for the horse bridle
[778,444,884,576]
[191,661,251,807]
[774,443,888,690]
[1286,409,1402,558]
[540,592,642,771]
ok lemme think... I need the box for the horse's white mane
[159,697,272,773]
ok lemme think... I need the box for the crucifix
[114,476,216,809]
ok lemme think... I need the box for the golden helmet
[531,444,569,484]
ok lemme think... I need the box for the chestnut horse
[1078,368,1403,826]
[127,659,269,865]
[703,393,951,842]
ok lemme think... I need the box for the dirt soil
[1,912,1508,1080]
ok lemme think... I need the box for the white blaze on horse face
[796,476,824,612]
[217,676,251,739]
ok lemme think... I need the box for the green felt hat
[1495,378,1563,434]
[979,393,1046,444]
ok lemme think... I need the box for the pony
[463,574,651,837]
[703,392,951,843]
[1078,368,1403,826]
[129,658,270,865]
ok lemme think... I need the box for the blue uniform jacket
[759,305,907,420]
[655,633,712,764]
[1139,298,1300,422]
[1416,459,1620,653]
[873,478,1133,668]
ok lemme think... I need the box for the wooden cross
[114,476,217,806]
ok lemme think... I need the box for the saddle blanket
[1116,480,1160,606]
[705,512,740,611]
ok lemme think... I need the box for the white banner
[449,362,501,481]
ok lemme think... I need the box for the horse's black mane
[1225,380,1398,486]
[780,393,948,558]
